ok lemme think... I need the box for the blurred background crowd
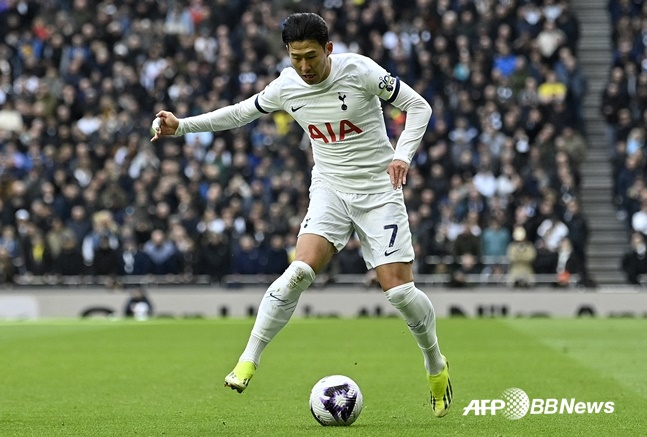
[0,0,609,288]
[606,0,647,285]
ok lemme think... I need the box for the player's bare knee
[376,263,414,290]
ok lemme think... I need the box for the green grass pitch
[1,316,645,436]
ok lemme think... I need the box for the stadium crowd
[605,0,647,284]
[0,0,592,287]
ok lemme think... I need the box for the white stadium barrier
[1,286,645,320]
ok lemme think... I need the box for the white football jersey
[177,53,431,193]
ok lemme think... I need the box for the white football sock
[385,282,445,375]
[239,261,315,367]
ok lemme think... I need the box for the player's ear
[325,41,333,56]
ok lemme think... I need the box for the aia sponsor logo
[307,120,362,143]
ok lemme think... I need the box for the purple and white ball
[309,375,363,426]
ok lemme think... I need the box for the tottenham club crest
[338,92,347,110]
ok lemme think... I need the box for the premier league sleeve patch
[378,74,400,103]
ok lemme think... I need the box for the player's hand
[150,110,180,141]
[387,159,409,190]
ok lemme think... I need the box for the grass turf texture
[1,317,645,436]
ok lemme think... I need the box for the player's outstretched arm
[150,111,180,142]
[150,94,268,142]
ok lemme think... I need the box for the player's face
[287,40,333,85]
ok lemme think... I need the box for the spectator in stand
[143,229,179,276]
[538,70,568,106]
[23,231,52,276]
[196,231,231,283]
[263,234,290,276]
[542,0,564,23]
[14,209,32,263]
[493,41,518,80]
[556,3,580,55]
[630,191,647,239]
[81,210,120,273]
[535,20,567,64]
[231,234,264,276]
[447,253,481,289]
[54,234,84,277]
[119,239,151,277]
[481,216,511,261]
[0,99,24,134]
[267,203,290,237]
[0,246,16,285]
[335,236,368,275]
[518,76,541,110]
[554,48,587,130]
[452,217,482,271]
[552,152,581,204]
[621,231,647,285]
[66,206,92,247]
[496,162,523,202]
[533,198,569,274]
[507,226,537,288]
[557,126,587,165]
[600,81,630,148]
[562,198,589,268]
[472,162,498,200]
[615,108,636,144]
[150,201,172,233]
[45,217,73,269]
[554,237,584,287]
[448,117,478,153]
[0,225,21,264]
[93,235,121,277]
[626,127,646,157]
[635,72,647,113]
[420,218,452,274]
[615,153,644,222]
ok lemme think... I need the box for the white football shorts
[298,177,415,269]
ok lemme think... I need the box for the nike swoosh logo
[384,249,400,256]
[291,104,306,112]
[268,292,288,303]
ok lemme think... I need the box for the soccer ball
[309,375,363,426]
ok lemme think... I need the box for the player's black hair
[281,12,329,48]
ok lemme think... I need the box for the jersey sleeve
[358,55,432,164]
[175,95,263,135]
[358,55,402,103]
[389,80,432,164]
[253,72,285,114]
[175,72,287,136]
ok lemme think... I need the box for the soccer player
[151,12,452,417]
